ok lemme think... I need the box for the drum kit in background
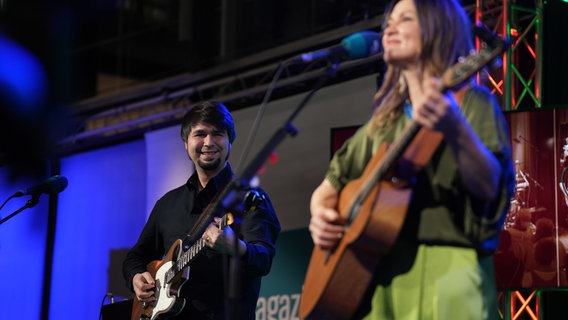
[505,160,547,230]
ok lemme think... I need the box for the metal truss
[482,0,544,318]
[498,290,542,320]
[59,18,384,154]
[475,0,543,111]
[59,53,384,153]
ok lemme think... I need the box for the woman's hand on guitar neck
[412,76,502,200]
[411,77,462,135]
[309,179,345,250]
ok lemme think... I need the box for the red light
[510,28,519,37]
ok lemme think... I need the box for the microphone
[291,30,381,63]
[15,175,68,197]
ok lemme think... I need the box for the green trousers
[360,244,498,320]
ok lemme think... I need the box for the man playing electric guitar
[123,101,281,320]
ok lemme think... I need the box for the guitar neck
[378,121,422,177]
[163,213,231,284]
[350,121,422,220]
[164,238,207,284]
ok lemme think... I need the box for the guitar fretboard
[163,214,230,284]
[347,121,421,224]
[165,238,207,284]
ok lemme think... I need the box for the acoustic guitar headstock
[441,23,510,91]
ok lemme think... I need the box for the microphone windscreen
[341,31,382,61]
[45,175,68,194]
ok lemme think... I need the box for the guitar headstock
[441,23,509,91]
[218,213,234,229]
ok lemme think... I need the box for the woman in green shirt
[308,0,515,319]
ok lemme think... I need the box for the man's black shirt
[123,164,281,319]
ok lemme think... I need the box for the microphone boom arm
[236,61,341,196]
[0,194,40,225]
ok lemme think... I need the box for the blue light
[0,33,47,117]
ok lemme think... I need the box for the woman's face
[382,0,422,68]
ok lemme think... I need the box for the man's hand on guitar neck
[202,217,247,257]
[133,271,157,303]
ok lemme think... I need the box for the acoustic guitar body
[299,143,412,319]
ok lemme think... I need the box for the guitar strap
[454,84,468,106]
[182,185,262,250]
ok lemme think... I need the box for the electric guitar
[299,25,509,320]
[131,213,233,320]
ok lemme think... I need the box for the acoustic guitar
[299,25,509,319]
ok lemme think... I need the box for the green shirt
[326,85,514,253]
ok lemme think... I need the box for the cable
[0,194,17,221]
[235,59,292,173]
[0,193,17,211]
[98,292,115,320]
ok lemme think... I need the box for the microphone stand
[0,193,40,225]
[212,60,342,320]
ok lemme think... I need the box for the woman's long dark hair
[368,0,475,134]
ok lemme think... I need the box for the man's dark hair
[180,101,236,143]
